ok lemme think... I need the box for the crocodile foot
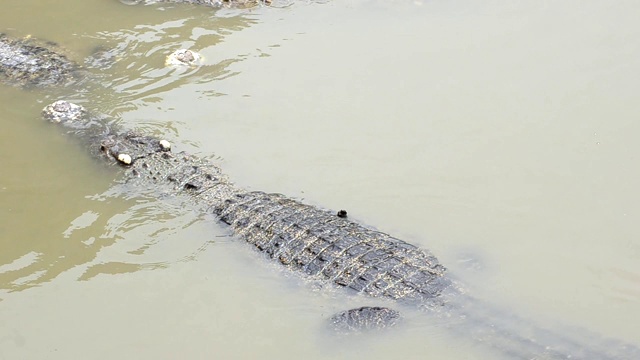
[330,306,401,333]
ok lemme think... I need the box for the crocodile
[0,33,78,88]
[39,99,640,359]
[0,33,203,87]
[43,99,451,304]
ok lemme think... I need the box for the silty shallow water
[1,0,639,359]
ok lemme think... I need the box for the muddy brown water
[1,0,639,359]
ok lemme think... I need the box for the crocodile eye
[117,153,132,165]
[159,139,171,151]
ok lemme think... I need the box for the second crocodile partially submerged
[0,33,78,88]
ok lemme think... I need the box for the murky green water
[1,0,639,359]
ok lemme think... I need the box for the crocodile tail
[435,290,640,359]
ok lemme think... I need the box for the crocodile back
[213,191,450,301]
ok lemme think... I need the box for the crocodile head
[165,49,203,67]
[42,100,172,166]
[99,132,172,165]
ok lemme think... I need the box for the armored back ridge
[214,191,449,300]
